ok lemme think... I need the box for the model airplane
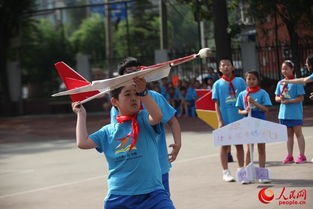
[213,108,287,182]
[52,48,211,104]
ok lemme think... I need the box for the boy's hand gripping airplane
[52,48,211,104]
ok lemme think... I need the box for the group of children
[213,55,313,184]
[70,54,313,208]
[148,72,218,118]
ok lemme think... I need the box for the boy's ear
[111,97,118,108]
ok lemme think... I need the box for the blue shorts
[251,110,266,120]
[104,189,175,209]
[279,119,303,128]
[162,173,170,195]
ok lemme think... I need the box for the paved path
[0,106,312,209]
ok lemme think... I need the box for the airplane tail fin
[54,62,100,102]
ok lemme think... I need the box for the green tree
[246,0,313,77]
[66,0,88,35]
[177,0,240,61]
[71,14,106,67]
[167,3,199,49]
[113,0,159,64]
[21,19,75,97]
[0,0,36,103]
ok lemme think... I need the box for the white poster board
[213,117,287,146]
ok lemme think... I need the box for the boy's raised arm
[133,77,162,125]
[72,102,97,149]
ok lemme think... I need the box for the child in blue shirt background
[275,60,307,164]
[282,55,313,100]
[212,58,247,183]
[281,55,313,162]
[72,77,175,209]
[236,71,272,183]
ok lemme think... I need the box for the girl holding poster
[236,71,272,183]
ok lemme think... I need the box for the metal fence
[256,41,313,81]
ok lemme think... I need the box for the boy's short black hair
[117,57,141,75]
[245,70,260,81]
[110,86,124,99]
[219,57,233,66]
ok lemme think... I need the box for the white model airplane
[213,108,288,182]
[52,48,211,104]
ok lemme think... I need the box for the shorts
[279,119,303,128]
[105,189,175,209]
[162,173,170,195]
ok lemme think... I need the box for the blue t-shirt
[212,77,247,124]
[310,73,313,80]
[236,89,272,120]
[185,87,198,103]
[110,90,176,174]
[90,110,164,195]
[165,88,180,100]
[275,80,305,120]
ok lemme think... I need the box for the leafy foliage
[113,0,160,64]
[70,14,106,66]
[0,0,37,101]
[21,19,75,96]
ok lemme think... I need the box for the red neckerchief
[280,75,295,96]
[244,86,261,107]
[221,75,236,97]
[116,113,139,151]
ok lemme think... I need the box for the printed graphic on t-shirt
[282,88,291,99]
[115,136,138,154]
[114,151,142,162]
[225,91,237,103]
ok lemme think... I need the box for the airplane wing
[52,64,171,97]
[52,48,211,100]
[54,62,101,102]
[213,116,287,146]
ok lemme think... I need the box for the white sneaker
[223,169,235,182]
[259,179,271,183]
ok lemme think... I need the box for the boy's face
[281,63,294,78]
[207,78,214,85]
[112,85,140,115]
[219,60,234,77]
[245,73,258,88]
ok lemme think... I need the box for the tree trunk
[0,34,10,103]
[212,0,232,63]
[285,22,301,78]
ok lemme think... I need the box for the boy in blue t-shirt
[111,57,181,194]
[275,60,307,164]
[72,77,175,209]
[212,58,247,183]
